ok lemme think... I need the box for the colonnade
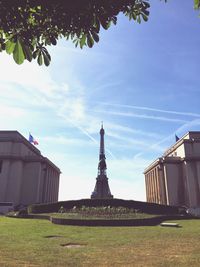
[145,166,163,204]
[42,166,59,203]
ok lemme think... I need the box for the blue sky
[0,1,200,201]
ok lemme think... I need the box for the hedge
[50,215,188,226]
[28,198,183,215]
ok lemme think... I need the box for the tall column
[146,173,149,202]
[154,167,159,204]
[156,167,160,204]
[150,171,153,202]
[163,164,169,205]
[0,160,11,201]
[148,172,152,202]
[158,165,167,205]
[151,170,156,203]
[45,169,49,202]
[153,169,157,203]
[52,171,56,202]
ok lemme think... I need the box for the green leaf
[13,40,25,64]
[91,31,99,43]
[141,13,148,22]
[45,51,51,61]
[101,20,111,30]
[132,12,137,20]
[144,2,150,8]
[93,17,100,32]
[44,37,51,46]
[194,0,200,9]
[137,15,141,24]
[6,40,16,55]
[37,51,43,66]
[87,33,94,48]
[50,36,57,45]
[42,51,50,66]
[143,10,150,16]
[33,49,39,59]
[80,34,87,48]
[1,43,5,50]
[22,44,33,62]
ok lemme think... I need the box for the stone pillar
[156,167,160,204]
[150,170,153,202]
[146,173,150,202]
[0,160,11,202]
[163,164,169,205]
[152,170,155,202]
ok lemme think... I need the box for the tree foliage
[0,0,150,66]
[194,0,200,9]
[0,0,199,66]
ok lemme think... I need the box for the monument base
[91,177,113,199]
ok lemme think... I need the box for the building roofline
[144,158,162,173]
[0,130,41,155]
[163,131,200,157]
[144,131,200,174]
[0,130,60,172]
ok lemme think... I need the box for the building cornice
[144,154,200,174]
[144,157,163,174]
[144,156,182,174]
[0,154,61,173]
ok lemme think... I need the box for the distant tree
[0,0,198,66]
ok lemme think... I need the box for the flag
[175,134,179,142]
[29,133,39,145]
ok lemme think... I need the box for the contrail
[99,102,200,118]
[71,122,116,159]
[57,110,116,159]
[43,91,117,160]
[94,110,188,123]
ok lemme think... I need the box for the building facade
[144,132,200,208]
[0,131,60,206]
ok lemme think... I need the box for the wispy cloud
[40,135,96,147]
[0,54,110,155]
[89,81,122,96]
[0,103,25,118]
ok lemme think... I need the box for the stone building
[0,131,60,206]
[144,132,200,208]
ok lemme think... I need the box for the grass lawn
[0,216,200,267]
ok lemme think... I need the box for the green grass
[0,216,200,266]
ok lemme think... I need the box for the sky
[0,1,200,201]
